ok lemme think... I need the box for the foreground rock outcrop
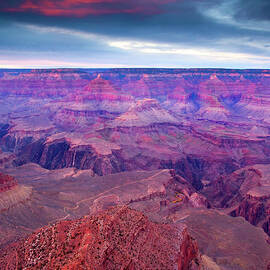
[0,206,202,270]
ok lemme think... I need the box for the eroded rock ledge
[0,206,202,270]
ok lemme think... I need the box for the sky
[0,0,270,68]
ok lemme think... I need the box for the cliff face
[203,164,270,237]
[0,206,202,270]
[1,69,270,117]
[231,195,268,227]
[2,68,270,269]
[229,184,270,237]
[204,167,262,208]
[1,69,270,183]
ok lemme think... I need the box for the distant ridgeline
[0,68,269,100]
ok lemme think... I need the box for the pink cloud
[4,0,176,17]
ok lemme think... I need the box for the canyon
[1,68,270,269]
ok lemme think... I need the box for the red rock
[199,73,227,95]
[204,166,262,208]
[0,206,202,270]
[168,84,188,102]
[84,74,117,94]
[231,195,267,226]
[203,164,270,237]
[0,172,17,193]
[122,75,151,98]
[110,98,178,127]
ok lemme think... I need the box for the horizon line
[1,67,270,71]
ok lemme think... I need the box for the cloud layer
[0,0,269,68]
[3,0,176,16]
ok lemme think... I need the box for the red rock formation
[168,85,187,102]
[229,183,270,236]
[122,75,151,98]
[0,69,269,100]
[231,195,267,226]
[110,98,178,127]
[0,172,32,214]
[203,163,270,237]
[0,69,88,97]
[176,208,270,270]
[0,206,202,270]
[81,74,130,102]
[2,68,270,269]
[204,167,262,208]
[199,73,227,95]
[84,74,116,93]
[0,172,17,193]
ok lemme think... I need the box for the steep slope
[0,206,202,270]
[75,74,133,103]
[203,164,270,237]
[122,74,151,98]
[84,74,117,94]
[204,166,262,208]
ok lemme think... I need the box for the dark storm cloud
[234,0,270,21]
[0,0,269,68]
[1,0,265,45]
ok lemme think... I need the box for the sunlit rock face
[0,206,202,270]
